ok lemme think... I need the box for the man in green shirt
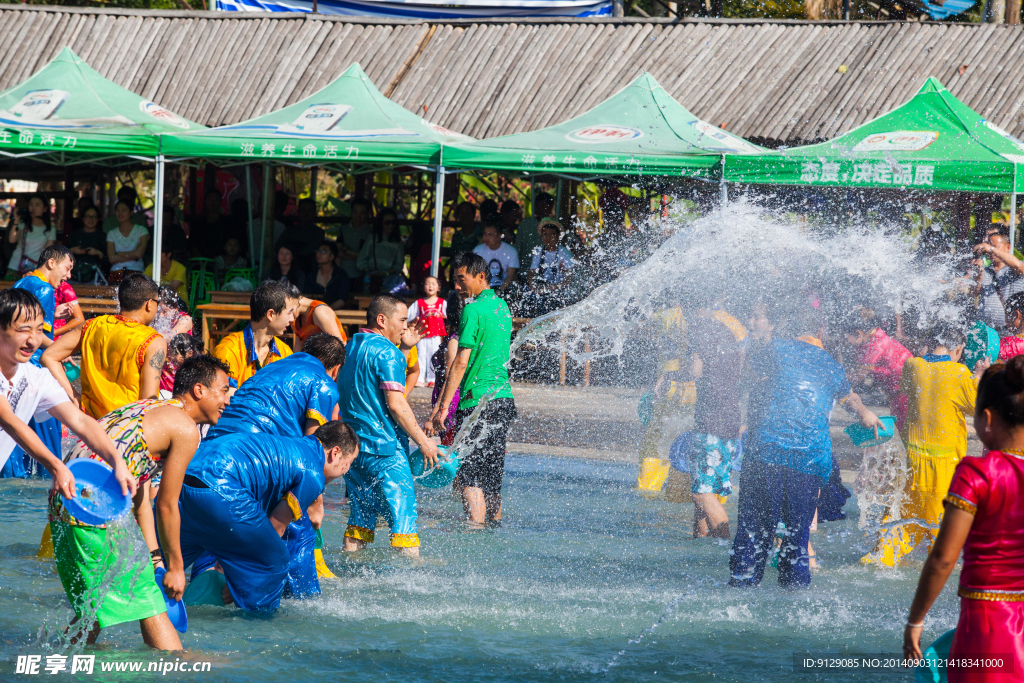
[428,251,516,524]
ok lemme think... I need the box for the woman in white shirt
[107,201,149,273]
[357,209,406,292]
[7,194,56,279]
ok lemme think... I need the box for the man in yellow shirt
[43,273,166,419]
[214,281,297,387]
[864,325,987,566]
[144,243,188,304]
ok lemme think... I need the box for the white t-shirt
[0,362,70,471]
[9,222,57,272]
[530,246,574,284]
[473,242,520,288]
[107,224,149,271]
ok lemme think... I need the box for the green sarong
[51,520,166,629]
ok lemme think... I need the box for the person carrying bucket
[338,294,439,557]
[904,356,1024,681]
[52,356,230,650]
[863,324,987,567]
[730,301,882,589]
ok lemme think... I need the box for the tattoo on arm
[149,350,166,371]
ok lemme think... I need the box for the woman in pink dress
[844,314,913,433]
[904,356,1024,682]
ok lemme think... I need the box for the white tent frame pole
[245,165,256,269]
[262,163,273,277]
[719,155,728,205]
[1011,190,1018,253]
[152,154,165,283]
[431,166,446,278]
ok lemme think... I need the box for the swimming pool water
[0,454,955,682]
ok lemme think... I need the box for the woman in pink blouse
[904,357,1024,682]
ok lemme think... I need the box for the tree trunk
[1007,0,1020,24]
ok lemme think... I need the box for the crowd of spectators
[0,182,666,322]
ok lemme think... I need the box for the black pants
[453,398,517,495]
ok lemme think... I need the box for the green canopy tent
[160,62,472,277]
[723,77,1024,244]
[0,46,205,281]
[442,72,768,181]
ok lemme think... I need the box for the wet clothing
[338,329,408,456]
[51,520,166,629]
[454,397,517,495]
[178,433,326,611]
[208,353,338,440]
[853,328,912,433]
[729,454,820,589]
[744,338,851,480]
[978,264,1024,332]
[689,312,745,441]
[865,355,977,567]
[214,324,293,388]
[945,451,1024,681]
[1000,335,1024,362]
[457,289,513,410]
[80,315,162,419]
[339,328,419,547]
[53,282,77,337]
[0,361,69,476]
[343,450,419,548]
[13,270,55,363]
[689,433,739,496]
[294,300,346,344]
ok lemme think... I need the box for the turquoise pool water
[0,454,956,681]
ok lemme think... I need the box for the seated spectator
[473,218,519,294]
[408,222,446,293]
[160,204,189,262]
[450,201,481,255]
[228,198,253,255]
[144,242,189,303]
[263,245,305,291]
[216,237,248,279]
[66,205,107,283]
[516,192,554,270]
[500,199,522,244]
[479,198,499,223]
[276,197,323,273]
[101,186,148,232]
[188,190,233,260]
[306,242,349,309]
[337,197,373,292]
[71,196,96,233]
[523,219,575,316]
[357,208,406,293]
[107,201,149,275]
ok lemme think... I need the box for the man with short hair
[176,422,359,611]
[473,221,519,294]
[213,280,297,387]
[339,294,439,557]
[428,252,516,525]
[973,231,1024,332]
[52,355,231,649]
[42,273,166,419]
[0,289,133,496]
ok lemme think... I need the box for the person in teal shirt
[338,294,438,557]
[428,251,516,525]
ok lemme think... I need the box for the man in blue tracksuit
[203,332,344,597]
[339,294,439,558]
[177,425,357,611]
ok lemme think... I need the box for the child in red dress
[904,356,1024,682]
